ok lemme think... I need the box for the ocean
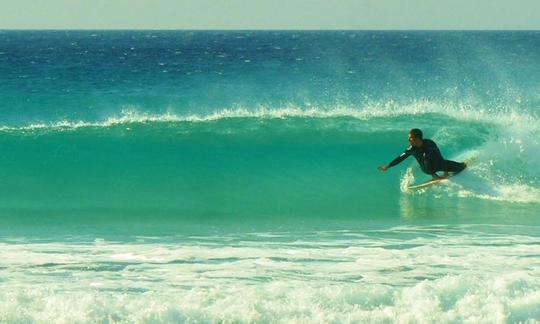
[0,30,539,323]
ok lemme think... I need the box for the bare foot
[432,174,448,180]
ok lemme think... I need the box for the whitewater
[0,30,539,323]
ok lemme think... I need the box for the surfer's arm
[388,148,412,168]
[378,148,412,172]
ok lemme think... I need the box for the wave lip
[1,100,539,133]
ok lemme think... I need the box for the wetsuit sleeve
[388,147,413,168]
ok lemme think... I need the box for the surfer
[378,128,466,180]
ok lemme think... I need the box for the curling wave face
[0,100,539,218]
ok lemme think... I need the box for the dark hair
[409,128,423,139]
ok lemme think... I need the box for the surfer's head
[408,128,423,147]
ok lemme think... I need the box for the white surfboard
[406,160,471,191]
[407,178,450,191]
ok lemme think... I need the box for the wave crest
[1,100,539,132]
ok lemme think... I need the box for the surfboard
[407,178,449,191]
[406,159,472,191]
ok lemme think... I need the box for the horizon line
[1,28,539,32]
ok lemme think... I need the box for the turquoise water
[0,31,539,322]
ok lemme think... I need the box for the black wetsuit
[388,139,466,175]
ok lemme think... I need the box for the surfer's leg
[419,162,434,175]
[445,160,466,173]
[422,159,447,179]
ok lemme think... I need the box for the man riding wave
[378,128,466,180]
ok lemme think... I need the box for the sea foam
[1,228,539,323]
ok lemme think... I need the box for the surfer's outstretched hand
[378,165,389,172]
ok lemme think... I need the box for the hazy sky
[1,0,539,30]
